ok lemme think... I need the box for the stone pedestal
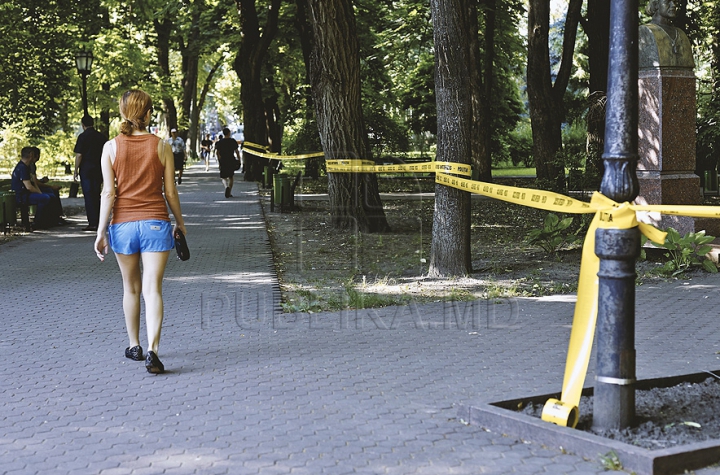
[636,68,704,235]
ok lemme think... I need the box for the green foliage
[638,235,649,261]
[284,117,322,155]
[562,122,590,191]
[599,450,623,471]
[398,52,436,137]
[35,130,78,178]
[685,0,719,174]
[378,1,435,139]
[355,0,411,155]
[652,228,718,277]
[0,122,31,175]
[0,0,104,134]
[343,280,410,310]
[0,123,77,178]
[505,120,534,167]
[283,116,325,177]
[526,213,579,255]
[385,0,525,156]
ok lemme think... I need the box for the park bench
[0,186,34,234]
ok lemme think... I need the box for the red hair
[119,90,153,135]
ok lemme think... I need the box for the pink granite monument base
[635,172,702,236]
[636,69,703,235]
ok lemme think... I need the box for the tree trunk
[428,0,472,277]
[468,0,491,182]
[526,0,582,191]
[306,0,389,233]
[183,51,199,154]
[294,0,313,96]
[193,55,224,141]
[181,22,200,154]
[703,1,720,172]
[713,4,720,97]
[479,0,496,183]
[294,0,320,179]
[234,0,281,181]
[155,17,178,131]
[265,93,282,153]
[581,0,610,188]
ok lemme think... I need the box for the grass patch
[493,167,536,177]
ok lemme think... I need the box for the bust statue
[639,0,694,69]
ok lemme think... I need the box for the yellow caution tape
[239,147,473,177]
[238,147,716,425]
[241,146,325,160]
[435,171,720,427]
[435,172,594,213]
[242,141,270,151]
[327,159,472,177]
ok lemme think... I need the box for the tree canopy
[0,0,718,187]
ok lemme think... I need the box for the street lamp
[592,0,640,431]
[75,49,94,117]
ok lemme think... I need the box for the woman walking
[94,90,186,374]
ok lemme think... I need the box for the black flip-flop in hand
[174,229,190,261]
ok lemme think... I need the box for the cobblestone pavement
[2,164,720,474]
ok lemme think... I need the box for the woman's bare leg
[115,253,142,348]
[140,251,171,354]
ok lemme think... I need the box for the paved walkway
[2,164,720,474]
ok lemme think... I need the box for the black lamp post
[592,0,640,431]
[75,49,94,117]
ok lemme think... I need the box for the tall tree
[469,0,492,182]
[291,0,322,177]
[693,0,720,174]
[580,0,611,185]
[154,15,179,130]
[234,0,281,181]
[390,0,523,166]
[526,0,583,190]
[0,0,104,134]
[428,0,472,277]
[305,0,390,233]
[178,3,203,153]
[193,54,224,141]
[354,0,410,157]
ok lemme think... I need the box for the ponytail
[118,90,153,135]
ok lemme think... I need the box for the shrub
[526,213,579,255]
[0,122,30,174]
[651,228,718,277]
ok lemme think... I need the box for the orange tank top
[111,134,170,225]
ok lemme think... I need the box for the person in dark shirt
[200,134,212,172]
[74,115,107,231]
[214,128,242,198]
[29,147,66,223]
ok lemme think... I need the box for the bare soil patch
[260,176,672,313]
[520,376,720,450]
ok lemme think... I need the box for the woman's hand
[94,232,109,261]
[174,223,187,237]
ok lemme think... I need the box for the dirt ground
[0,177,684,312]
[521,376,720,450]
[260,176,673,314]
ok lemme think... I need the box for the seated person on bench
[11,147,63,229]
[29,147,66,222]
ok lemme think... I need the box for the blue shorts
[108,219,173,255]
